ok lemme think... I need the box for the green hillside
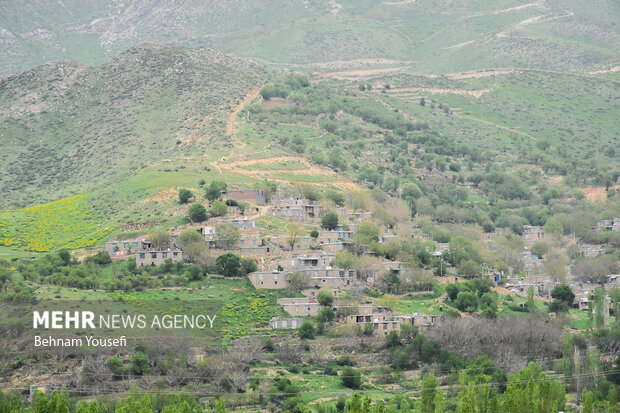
[0,44,270,211]
[1,0,618,78]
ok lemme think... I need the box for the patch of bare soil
[445,69,517,79]
[579,186,619,202]
[260,97,295,109]
[320,66,410,79]
[590,65,620,74]
[142,187,177,202]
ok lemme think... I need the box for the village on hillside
[103,183,620,337]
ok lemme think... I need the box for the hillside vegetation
[1,0,618,77]
[0,44,269,211]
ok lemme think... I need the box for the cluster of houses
[103,186,619,336]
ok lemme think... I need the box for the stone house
[269,317,304,329]
[223,189,266,205]
[317,228,353,245]
[523,225,545,247]
[269,198,323,222]
[248,267,356,290]
[277,297,321,316]
[137,248,183,267]
[270,235,313,251]
[275,254,335,270]
[104,239,141,258]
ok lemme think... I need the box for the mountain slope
[0,44,269,209]
[1,0,618,78]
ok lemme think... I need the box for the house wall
[277,298,321,316]
[137,249,183,266]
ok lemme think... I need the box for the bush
[321,212,339,230]
[215,253,241,277]
[336,356,354,366]
[240,257,258,275]
[178,188,193,204]
[317,290,334,307]
[551,284,575,305]
[454,291,478,312]
[106,356,124,378]
[189,203,208,222]
[130,352,150,376]
[298,320,315,339]
[341,367,362,389]
[318,307,335,322]
[310,230,319,238]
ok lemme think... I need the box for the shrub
[454,291,478,312]
[189,203,208,222]
[317,290,334,307]
[298,320,315,339]
[341,367,362,389]
[321,212,339,230]
[215,253,241,277]
[178,188,193,204]
[130,352,150,376]
[318,307,334,323]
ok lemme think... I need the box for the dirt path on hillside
[454,113,538,140]
[385,86,489,98]
[226,87,262,136]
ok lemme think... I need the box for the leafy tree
[215,222,241,249]
[454,291,478,312]
[421,373,437,413]
[58,250,71,266]
[204,181,227,201]
[189,203,208,222]
[210,201,228,217]
[530,241,549,258]
[215,253,241,277]
[353,221,380,254]
[310,229,319,238]
[177,229,203,248]
[543,217,564,236]
[130,352,150,376]
[321,211,339,230]
[107,356,125,378]
[318,290,335,307]
[240,257,258,275]
[331,252,360,269]
[420,98,426,106]
[178,188,193,204]
[341,367,362,389]
[298,320,315,339]
[551,284,575,306]
[149,230,171,249]
[446,236,481,267]
[318,307,335,322]
[457,260,482,278]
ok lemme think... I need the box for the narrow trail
[226,87,262,136]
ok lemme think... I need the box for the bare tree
[275,342,305,364]
[227,336,265,364]
[427,315,563,373]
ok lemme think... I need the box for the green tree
[530,241,549,258]
[210,201,228,217]
[454,291,478,312]
[421,373,437,413]
[318,307,335,322]
[189,203,208,222]
[321,211,339,230]
[177,228,203,248]
[551,284,575,305]
[130,352,150,376]
[215,253,241,277]
[107,356,125,379]
[204,181,227,201]
[543,217,564,236]
[215,222,241,249]
[298,320,315,339]
[318,290,335,307]
[240,257,258,275]
[178,188,193,204]
[149,231,171,249]
[341,367,362,389]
